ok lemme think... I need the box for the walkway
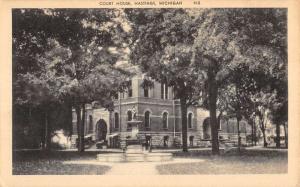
[106,162,158,175]
[60,146,287,175]
[63,157,204,175]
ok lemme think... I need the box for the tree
[192,9,287,153]
[227,8,287,147]
[126,8,287,154]
[39,39,130,152]
[13,72,55,149]
[269,89,288,148]
[191,9,238,154]
[13,9,130,152]
[126,9,203,152]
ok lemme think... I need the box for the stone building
[71,63,203,148]
[70,63,255,149]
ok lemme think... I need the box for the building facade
[70,64,259,149]
[71,64,204,148]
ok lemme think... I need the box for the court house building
[71,63,209,149]
[71,63,252,149]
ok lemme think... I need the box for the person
[145,135,151,151]
[149,139,152,152]
[132,106,137,120]
[189,136,194,147]
[163,136,169,147]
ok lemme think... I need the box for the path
[106,162,158,175]
[63,157,204,175]
[106,158,204,175]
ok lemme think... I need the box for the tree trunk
[284,123,288,148]
[237,118,241,152]
[251,119,254,146]
[275,123,281,148]
[262,129,267,147]
[180,96,188,152]
[254,120,257,146]
[67,102,73,137]
[79,103,86,152]
[46,113,52,150]
[44,110,48,150]
[260,119,267,147]
[75,106,82,152]
[226,119,229,133]
[208,71,219,155]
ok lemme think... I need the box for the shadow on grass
[173,148,288,157]
[13,150,111,175]
[157,149,288,175]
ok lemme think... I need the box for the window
[162,112,168,129]
[144,87,149,97]
[120,92,125,99]
[144,111,150,128]
[128,80,132,97]
[114,113,119,129]
[188,113,193,129]
[161,83,168,99]
[161,83,164,99]
[89,115,93,132]
[189,136,194,146]
[113,92,118,100]
[165,85,168,99]
[127,110,132,129]
[127,110,132,121]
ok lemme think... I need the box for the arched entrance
[96,119,107,141]
[203,118,211,139]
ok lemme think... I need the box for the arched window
[188,113,193,129]
[144,111,150,128]
[162,112,168,129]
[127,110,132,121]
[114,113,119,129]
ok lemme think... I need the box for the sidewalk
[63,157,204,175]
[106,162,158,175]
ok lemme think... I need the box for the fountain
[124,107,145,155]
[97,107,173,162]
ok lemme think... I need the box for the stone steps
[97,152,173,162]
[126,144,144,153]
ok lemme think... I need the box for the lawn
[13,148,288,175]
[156,149,288,174]
[13,150,111,175]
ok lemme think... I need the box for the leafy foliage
[13,9,131,151]
[126,9,203,152]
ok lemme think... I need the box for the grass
[13,148,288,175]
[13,150,111,175]
[156,149,288,174]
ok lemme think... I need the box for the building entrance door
[96,119,107,141]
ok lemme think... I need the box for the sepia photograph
[11,8,289,176]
